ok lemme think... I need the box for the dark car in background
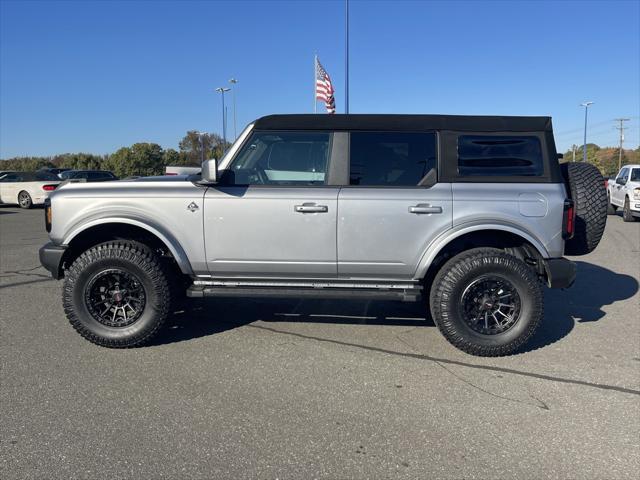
[39,167,73,179]
[59,170,118,182]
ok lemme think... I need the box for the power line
[614,118,630,170]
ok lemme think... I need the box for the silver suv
[39,114,608,356]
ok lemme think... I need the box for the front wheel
[18,191,33,209]
[430,248,543,357]
[63,241,172,347]
[623,197,637,222]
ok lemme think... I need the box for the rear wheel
[623,197,637,222]
[18,191,32,209]
[63,241,171,347]
[430,248,543,357]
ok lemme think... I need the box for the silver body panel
[203,186,339,277]
[48,181,207,275]
[337,184,453,278]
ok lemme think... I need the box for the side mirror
[557,153,564,159]
[616,177,626,185]
[201,158,218,183]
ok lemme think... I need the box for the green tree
[179,131,226,165]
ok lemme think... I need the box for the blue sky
[1,0,638,158]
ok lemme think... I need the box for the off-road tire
[607,194,617,215]
[623,197,637,222]
[561,162,607,255]
[429,248,543,357]
[63,241,171,347]
[18,191,33,209]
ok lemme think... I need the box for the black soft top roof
[253,114,553,133]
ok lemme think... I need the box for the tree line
[0,131,230,178]
[561,144,640,177]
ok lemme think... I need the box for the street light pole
[215,87,230,152]
[229,78,238,141]
[580,101,594,162]
[345,0,349,114]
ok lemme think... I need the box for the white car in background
[607,164,640,222]
[0,171,61,209]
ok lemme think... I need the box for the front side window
[349,132,436,186]
[458,135,543,176]
[617,168,629,181]
[630,169,640,182]
[227,131,330,185]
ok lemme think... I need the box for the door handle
[409,204,443,214]
[295,203,328,213]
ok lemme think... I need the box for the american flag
[315,57,336,114]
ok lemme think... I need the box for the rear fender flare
[414,222,549,279]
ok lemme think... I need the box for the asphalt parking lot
[1,205,639,479]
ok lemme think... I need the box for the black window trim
[438,130,562,183]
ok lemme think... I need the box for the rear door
[337,131,452,279]
[204,130,339,278]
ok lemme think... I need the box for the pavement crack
[248,324,640,397]
[434,361,549,410]
[0,265,49,279]
[396,332,548,410]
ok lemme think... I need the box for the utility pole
[580,101,594,162]
[572,145,576,162]
[614,118,630,171]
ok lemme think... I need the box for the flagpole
[345,0,349,114]
[314,54,317,113]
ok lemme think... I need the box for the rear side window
[457,135,543,176]
[349,132,436,186]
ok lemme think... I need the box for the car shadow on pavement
[153,261,638,352]
[522,261,638,352]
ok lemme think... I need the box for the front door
[337,131,453,279]
[612,167,629,206]
[204,130,338,278]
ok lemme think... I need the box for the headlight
[634,188,640,200]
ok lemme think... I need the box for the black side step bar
[187,284,423,302]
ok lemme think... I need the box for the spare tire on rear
[560,162,607,255]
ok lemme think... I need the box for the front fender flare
[62,216,194,275]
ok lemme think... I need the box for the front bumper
[543,257,576,289]
[39,242,66,279]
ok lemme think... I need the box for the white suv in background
[608,164,640,222]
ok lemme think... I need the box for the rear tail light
[562,199,575,239]
[42,184,57,191]
[165,172,178,176]
[44,198,52,232]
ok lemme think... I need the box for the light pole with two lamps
[215,87,230,153]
